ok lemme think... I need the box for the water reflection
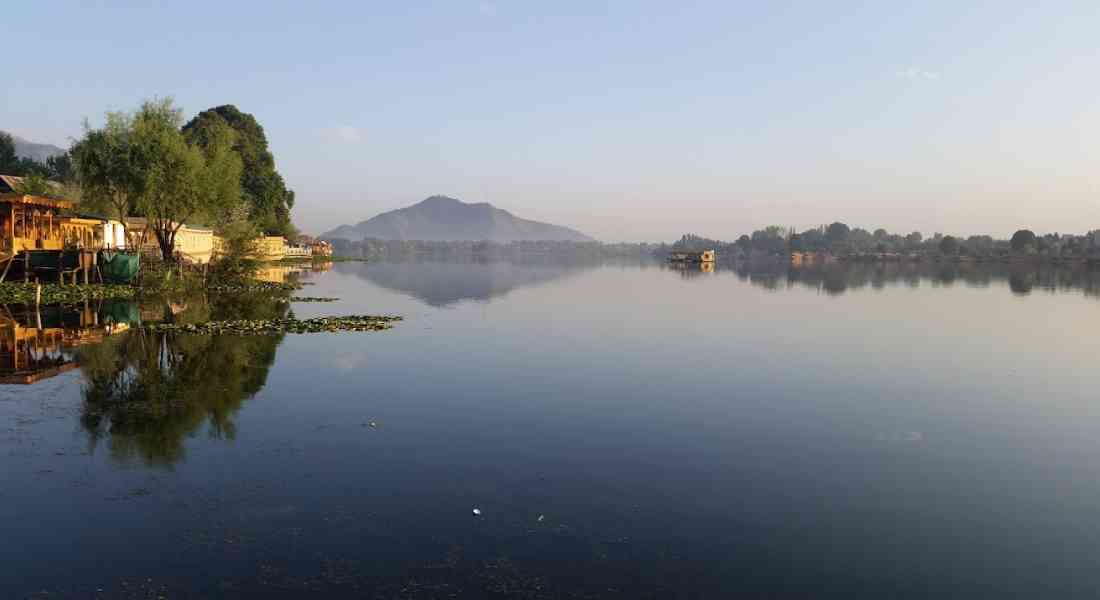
[349,257,590,306]
[0,301,134,384]
[728,260,1100,297]
[77,295,288,467]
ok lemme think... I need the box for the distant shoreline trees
[669,223,1100,261]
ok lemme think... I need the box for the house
[256,236,287,261]
[125,218,215,264]
[311,240,334,257]
[668,249,716,263]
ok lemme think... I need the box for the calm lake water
[4,258,1100,598]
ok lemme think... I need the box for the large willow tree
[74,98,243,259]
[134,100,244,259]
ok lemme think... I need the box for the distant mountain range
[8,134,65,163]
[322,196,594,243]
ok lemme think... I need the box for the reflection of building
[667,260,716,277]
[254,264,305,283]
[0,304,132,384]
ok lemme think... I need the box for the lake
[3,258,1100,598]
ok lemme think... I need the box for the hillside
[10,134,65,163]
[322,196,594,243]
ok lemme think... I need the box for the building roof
[0,174,73,209]
[0,192,73,210]
[0,174,65,194]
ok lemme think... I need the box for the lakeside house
[125,218,217,264]
[257,236,287,261]
[669,249,716,263]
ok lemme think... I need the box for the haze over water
[4,259,1100,598]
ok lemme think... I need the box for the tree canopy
[1010,229,1037,253]
[73,111,141,223]
[131,99,243,259]
[182,105,295,238]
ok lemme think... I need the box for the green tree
[1010,229,1037,253]
[132,98,242,260]
[182,105,295,237]
[939,235,959,255]
[826,222,850,243]
[73,112,141,224]
[0,131,18,172]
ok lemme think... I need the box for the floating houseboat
[1,175,139,283]
[285,243,313,258]
[668,249,716,263]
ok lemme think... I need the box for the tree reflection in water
[726,260,1100,298]
[78,294,288,467]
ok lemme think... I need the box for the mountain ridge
[321,196,594,243]
[8,134,66,163]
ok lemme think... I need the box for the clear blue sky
[3,1,1099,241]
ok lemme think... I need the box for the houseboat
[285,243,313,258]
[668,249,716,263]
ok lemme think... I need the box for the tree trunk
[156,226,174,261]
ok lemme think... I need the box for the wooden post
[23,251,29,283]
[35,283,41,306]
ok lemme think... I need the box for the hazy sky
[4,2,1099,241]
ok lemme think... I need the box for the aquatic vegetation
[287,296,339,302]
[142,315,402,335]
[0,282,137,304]
[205,281,302,294]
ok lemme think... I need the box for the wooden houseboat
[668,249,716,263]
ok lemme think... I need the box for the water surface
[3,259,1100,598]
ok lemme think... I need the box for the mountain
[322,196,594,242]
[8,134,65,163]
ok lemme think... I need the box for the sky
[3,1,1100,242]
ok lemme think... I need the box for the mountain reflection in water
[346,258,591,306]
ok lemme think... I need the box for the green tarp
[99,251,140,283]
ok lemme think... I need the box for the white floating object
[472,508,482,516]
[537,514,545,522]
